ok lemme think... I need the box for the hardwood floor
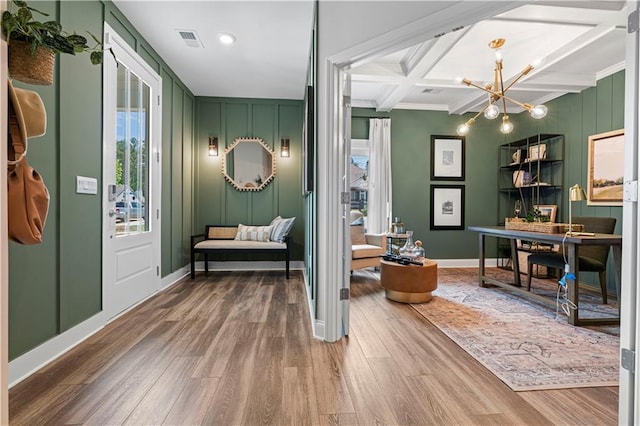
[9,269,618,425]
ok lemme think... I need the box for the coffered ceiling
[349,2,627,114]
[111,1,627,115]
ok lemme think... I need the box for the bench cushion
[194,240,286,250]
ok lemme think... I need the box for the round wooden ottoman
[379,258,438,303]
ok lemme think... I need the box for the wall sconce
[281,138,290,158]
[209,137,218,156]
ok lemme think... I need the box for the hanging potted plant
[1,0,102,85]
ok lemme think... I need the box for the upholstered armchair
[351,223,386,271]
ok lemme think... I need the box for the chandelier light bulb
[457,123,470,136]
[530,104,548,119]
[484,104,500,120]
[500,116,514,134]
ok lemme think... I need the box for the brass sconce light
[281,138,290,158]
[208,137,218,156]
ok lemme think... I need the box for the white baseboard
[9,311,106,388]
[8,267,191,388]
[313,320,325,340]
[195,260,305,271]
[301,267,324,340]
[435,258,499,268]
[161,265,189,289]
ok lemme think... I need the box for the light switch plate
[76,176,98,195]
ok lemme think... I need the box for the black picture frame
[430,135,465,181]
[430,184,465,230]
[303,85,315,194]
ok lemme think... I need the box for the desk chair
[526,216,616,304]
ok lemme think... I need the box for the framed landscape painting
[430,185,465,230]
[430,135,465,181]
[587,129,624,206]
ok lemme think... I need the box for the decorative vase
[412,240,425,259]
[398,230,415,257]
[8,41,55,85]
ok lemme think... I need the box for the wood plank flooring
[9,269,618,425]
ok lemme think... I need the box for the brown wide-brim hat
[8,80,47,147]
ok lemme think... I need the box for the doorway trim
[319,1,526,342]
[101,22,162,321]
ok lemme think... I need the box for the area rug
[410,269,619,391]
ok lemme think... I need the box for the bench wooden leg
[204,253,209,276]
[285,248,290,279]
[190,250,196,279]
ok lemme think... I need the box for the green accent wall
[352,108,502,259]
[351,71,624,259]
[352,71,624,291]
[195,98,305,260]
[9,0,195,360]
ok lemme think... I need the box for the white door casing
[341,73,351,336]
[102,23,161,320]
[619,1,640,423]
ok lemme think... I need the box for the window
[350,139,369,215]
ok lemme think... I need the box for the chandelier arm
[465,80,533,111]
[503,65,534,93]
[498,64,508,115]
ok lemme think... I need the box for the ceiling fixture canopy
[456,38,548,136]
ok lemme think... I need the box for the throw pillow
[234,224,272,242]
[350,225,367,245]
[270,216,296,242]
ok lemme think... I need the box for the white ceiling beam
[376,27,471,112]
[449,24,617,114]
[411,74,596,92]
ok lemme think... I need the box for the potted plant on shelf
[1,0,103,85]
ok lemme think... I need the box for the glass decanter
[398,230,415,257]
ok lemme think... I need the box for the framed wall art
[533,204,558,222]
[430,135,465,181]
[587,129,624,206]
[430,185,465,230]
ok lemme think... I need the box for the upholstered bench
[190,224,291,279]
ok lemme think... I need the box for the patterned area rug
[410,268,619,391]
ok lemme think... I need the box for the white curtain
[367,118,392,233]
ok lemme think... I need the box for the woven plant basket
[8,41,55,85]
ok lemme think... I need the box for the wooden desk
[468,225,622,326]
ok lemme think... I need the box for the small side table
[379,258,438,303]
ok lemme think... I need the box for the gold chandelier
[456,38,548,136]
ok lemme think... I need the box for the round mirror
[222,137,276,191]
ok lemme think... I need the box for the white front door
[102,24,161,320]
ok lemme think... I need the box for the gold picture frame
[533,204,557,223]
[587,129,624,206]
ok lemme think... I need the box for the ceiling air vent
[422,88,442,95]
[177,29,204,48]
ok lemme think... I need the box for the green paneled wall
[352,108,502,259]
[9,0,195,360]
[195,98,304,260]
[352,71,624,290]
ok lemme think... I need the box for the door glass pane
[115,62,150,237]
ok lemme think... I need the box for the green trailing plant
[1,0,103,64]
[525,208,550,223]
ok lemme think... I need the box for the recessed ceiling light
[218,33,236,45]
